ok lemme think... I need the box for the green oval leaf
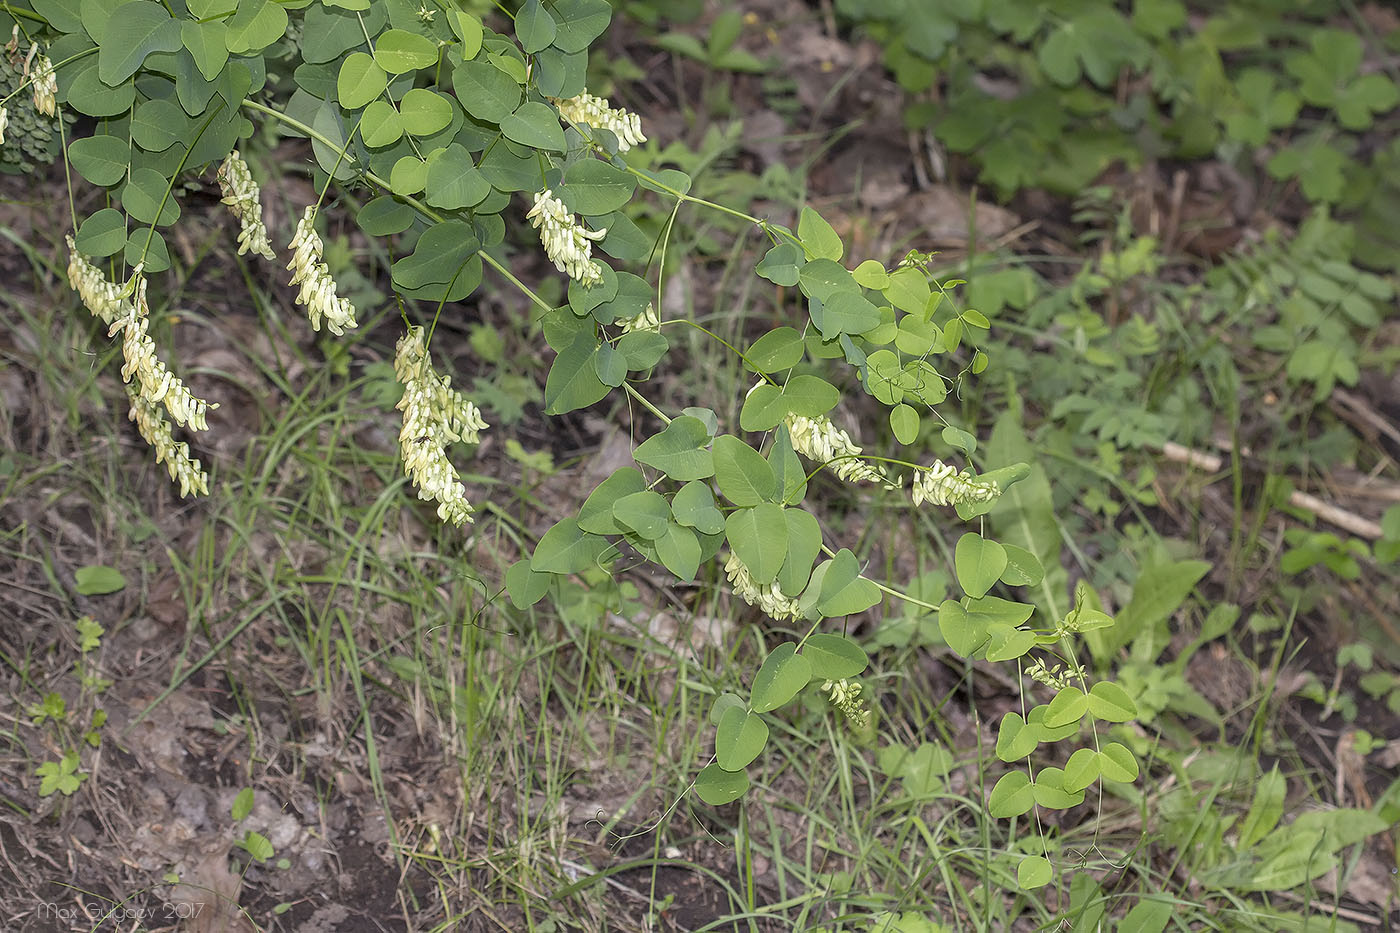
[68,135,130,187]
[514,0,557,53]
[1063,746,1101,793]
[500,100,567,151]
[750,642,812,713]
[713,435,777,506]
[1044,686,1089,729]
[224,0,287,54]
[801,634,867,680]
[1016,855,1053,890]
[955,532,1007,599]
[374,28,439,74]
[578,467,646,535]
[74,565,126,596]
[694,763,748,805]
[75,208,128,257]
[337,51,387,110]
[745,327,804,373]
[530,518,610,574]
[561,159,637,214]
[1097,742,1139,783]
[98,1,181,86]
[1087,681,1138,722]
[725,503,787,585]
[995,711,1037,762]
[715,705,768,771]
[399,88,454,136]
[359,100,403,147]
[633,416,714,481]
[987,770,1034,818]
[612,490,670,540]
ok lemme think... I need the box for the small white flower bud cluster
[287,206,358,335]
[217,151,276,260]
[125,387,209,498]
[910,460,998,507]
[394,326,488,526]
[66,238,212,497]
[66,237,135,325]
[1024,659,1084,692]
[821,678,871,728]
[526,189,606,287]
[784,412,896,488]
[553,91,646,152]
[26,47,56,117]
[108,276,211,431]
[724,552,801,621]
[616,302,659,334]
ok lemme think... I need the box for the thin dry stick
[1160,442,1385,540]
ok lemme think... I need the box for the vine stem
[241,97,941,618]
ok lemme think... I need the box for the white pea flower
[108,276,212,431]
[910,460,998,508]
[287,206,358,335]
[553,91,646,152]
[217,151,277,260]
[526,189,606,287]
[783,412,896,488]
[724,552,802,621]
[66,237,138,326]
[27,48,56,117]
[395,326,488,526]
[125,387,209,498]
[821,679,871,728]
[0,107,9,146]
[616,302,659,334]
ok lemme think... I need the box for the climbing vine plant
[5,0,1141,891]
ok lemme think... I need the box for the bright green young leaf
[611,490,669,540]
[75,209,127,257]
[670,481,724,535]
[884,267,931,317]
[1097,742,1139,783]
[399,89,454,136]
[337,52,387,109]
[1086,681,1138,722]
[744,327,804,373]
[1044,685,1089,728]
[937,599,985,658]
[1017,855,1053,890]
[1120,899,1172,933]
[709,692,745,726]
[797,205,842,261]
[816,549,881,617]
[755,241,803,286]
[955,532,1008,599]
[1027,704,1079,744]
[389,156,428,195]
[812,290,880,339]
[223,0,287,54]
[374,28,439,73]
[715,705,768,771]
[531,518,610,574]
[75,565,126,595]
[359,100,403,147]
[995,711,1037,761]
[694,763,748,805]
[448,11,484,58]
[983,624,1035,662]
[776,508,821,596]
[987,770,1034,818]
[725,503,787,584]
[505,559,553,608]
[1032,767,1085,809]
[889,404,918,445]
[577,467,645,535]
[802,633,867,680]
[998,544,1044,587]
[633,416,714,480]
[654,521,701,582]
[713,435,778,505]
[242,830,274,860]
[232,786,255,821]
[1062,747,1100,792]
[852,259,888,289]
[750,642,813,712]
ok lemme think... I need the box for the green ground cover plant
[0,0,1397,930]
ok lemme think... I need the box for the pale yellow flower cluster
[616,302,659,334]
[724,552,801,621]
[217,151,277,260]
[783,413,896,488]
[553,91,646,152]
[66,239,211,497]
[287,206,358,335]
[1023,659,1083,692]
[821,678,871,728]
[525,189,606,287]
[27,48,56,117]
[125,388,210,497]
[0,107,8,146]
[910,460,998,507]
[394,326,488,526]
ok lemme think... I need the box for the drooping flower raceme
[67,237,137,325]
[724,552,801,621]
[125,386,209,498]
[0,107,8,146]
[526,189,606,287]
[910,460,998,507]
[394,326,488,526]
[217,151,277,260]
[287,206,358,335]
[553,91,646,152]
[108,276,212,431]
[821,679,871,728]
[783,412,896,488]
[27,48,55,117]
